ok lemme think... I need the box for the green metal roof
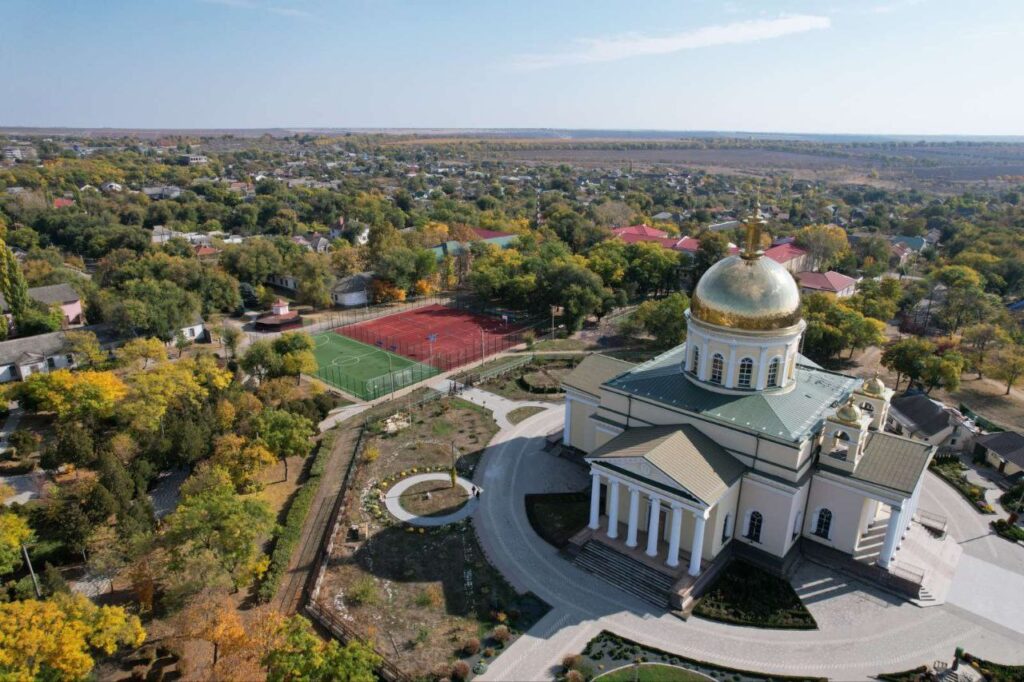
[821,431,934,497]
[605,344,857,443]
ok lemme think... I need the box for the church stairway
[573,540,674,608]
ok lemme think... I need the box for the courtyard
[466,395,1024,682]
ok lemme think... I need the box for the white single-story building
[331,272,373,307]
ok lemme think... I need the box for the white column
[666,504,684,568]
[625,487,641,547]
[877,505,902,568]
[699,340,710,380]
[588,472,601,530]
[725,345,738,388]
[755,346,769,390]
[689,512,707,577]
[562,396,572,445]
[606,479,620,540]
[645,496,661,557]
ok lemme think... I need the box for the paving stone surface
[466,399,1024,682]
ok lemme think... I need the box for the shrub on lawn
[491,624,511,644]
[347,576,380,606]
[693,560,817,629]
[462,638,481,656]
[562,654,581,671]
[564,671,585,682]
[451,660,471,680]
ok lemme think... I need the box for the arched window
[690,346,700,374]
[746,511,762,543]
[814,509,833,539]
[710,354,724,384]
[737,358,754,388]
[722,513,733,542]
[767,358,781,387]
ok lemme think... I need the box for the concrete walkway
[471,406,1024,682]
[431,379,553,430]
[384,472,478,526]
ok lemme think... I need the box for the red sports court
[336,304,532,371]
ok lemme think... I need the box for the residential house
[890,242,913,267]
[142,186,182,201]
[0,331,76,383]
[331,272,373,307]
[52,197,75,209]
[886,393,975,450]
[182,154,209,165]
[101,181,124,193]
[706,219,741,233]
[797,271,858,298]
[891,235,928,253]
[764,243,809,274]
[0,283,84,328]
[266,274,298,292]
[194,245,221,261]
[429,227,518,260]
[972,431,1024,479]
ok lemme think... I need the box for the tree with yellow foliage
[116,337,167,369]
[211,434,276,493]
[0,593,145,681]
[0,512,32,575]
[17,369,128,421]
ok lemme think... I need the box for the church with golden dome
[561,213,935,608]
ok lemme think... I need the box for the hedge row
[257,431,335,603]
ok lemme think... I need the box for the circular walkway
[384,472,478,527]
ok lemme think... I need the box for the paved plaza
[461,396,1024,682]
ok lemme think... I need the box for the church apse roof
[604,345,857,444]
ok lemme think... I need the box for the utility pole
[22,544,40,598]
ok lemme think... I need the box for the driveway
[471,402,1024,682]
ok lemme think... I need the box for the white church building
[561,215,937,609]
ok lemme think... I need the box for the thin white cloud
[268,6,311,17]
[199,0,257,7]
[511,14,831,71]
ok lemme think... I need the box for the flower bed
[990,518,1024,543]
[692,560,817,630]
[929,459,996,514]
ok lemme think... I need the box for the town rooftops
[471,228,516,240]
[889,393,954,437]
[0,283,80,313]
[604,344,857,443]
[561,354,636,398]
[797,271,858,293]
[764,243,808,265]
[974,431,1024,468]
[587,424,746,506]
[0,331,70,367]
[611,225,669,239]
[332,272,374,295]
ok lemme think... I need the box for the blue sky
[1,0,1021,134]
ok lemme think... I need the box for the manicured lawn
[310,331,438,399]
[508,406,546,424]
[693,560,817,630]
[401,480,470,518]
[525,492,589,548]
[598,663,711,682]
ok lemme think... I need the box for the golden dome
[859,373,886,397]
[833,397,863,424]
[691,253,802,331]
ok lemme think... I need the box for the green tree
[0,512,32,575]
[881,337,935,389]
[794,224,849,270]
[693,232,729,283]
[986,344,1024,395]
[624,293,690,348]
[253,409,314,481]
[65,330,106,368]
[263,615,380,682]
[920,350,964,393]
[961,323,1009,378]
[163,467,272,592]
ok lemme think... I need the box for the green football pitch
[310,331,439,400]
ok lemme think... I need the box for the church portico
[561,210,942,606]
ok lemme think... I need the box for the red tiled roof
[797,271,857,293]
[194,245,220,256]
[764,243,808,264]
[53,198,75,208]
[611,224,669,238]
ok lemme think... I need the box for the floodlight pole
[387,351,395,399]
[22,544,40,598]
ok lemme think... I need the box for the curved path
[384,472,478,527]
[471,404,1024,682]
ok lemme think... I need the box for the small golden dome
[834,397,863,424]
[691,254,802,331]
[860,373,886,397]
